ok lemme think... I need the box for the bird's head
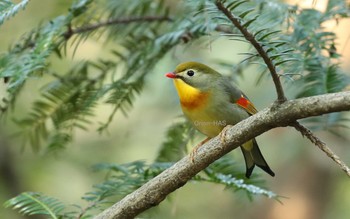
[166,61,221,91]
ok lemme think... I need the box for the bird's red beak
[165,72,177,79]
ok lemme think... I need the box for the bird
[165,61,275,178]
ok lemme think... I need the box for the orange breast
[173,79,210,110]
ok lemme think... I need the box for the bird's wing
[222,79,258,115]
[236,93,258,115]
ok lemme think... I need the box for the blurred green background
[1,0,350,219]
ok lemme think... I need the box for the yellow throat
[173,79,210,110]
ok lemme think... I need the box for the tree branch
[94,91,350,219]
[292,121,350,176]
[215,0,287,103]
[63,15,173,39]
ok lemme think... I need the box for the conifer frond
[199,156,278,200]
[196,173,278,199]
[83,161,173,205]
[1,17,64,93]
[0,0,29,25]
[98,78,144,132]
[4,192,66,218]
[3,159,276,218]
[289,2,350,129]
[0,0,94,113]
[292,7,350,99]
[15,61,109,151]
[156,121,195,162]
[82,159,276,215]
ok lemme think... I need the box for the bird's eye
[187,70,195,77]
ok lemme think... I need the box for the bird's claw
[189,137,210,163]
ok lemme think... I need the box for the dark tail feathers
[241,139,275,178]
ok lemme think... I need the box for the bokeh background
[0,0,349,218]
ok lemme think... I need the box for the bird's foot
[190,137,210,163]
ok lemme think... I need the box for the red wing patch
[236,95,258,115]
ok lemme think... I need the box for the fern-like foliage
[204,0,302,80]
[98,77,145,133]
[289,1,350,130]
[201,156,278,200]
[0,0,29,25]
[4,192,66,219]
[4,160,277,218]
[0,0,93,114]
[83,161,277,217]
[14,61,109,151]
[292,4,350,98]
[83,161,168,203]
[156,121,195,162]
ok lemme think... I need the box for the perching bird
[166,61,275,178]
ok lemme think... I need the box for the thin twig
[292,121,350,177]
[63,15,173,39]
[215,0,287,103]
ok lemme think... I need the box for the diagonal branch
[94,91,350,219]
[63,15,173,39]
[215,0,287,103]
[292,121,350,176]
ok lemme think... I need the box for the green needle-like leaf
[4,192,65,218]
